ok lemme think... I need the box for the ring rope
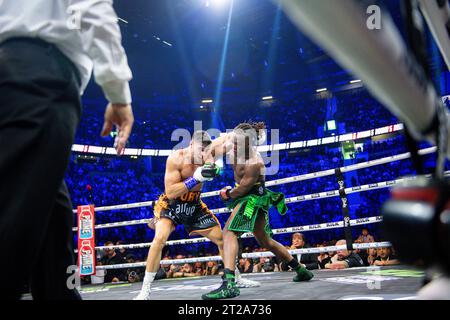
[72,146,437,214]
[72,178,395,232]
[73,167,449,232]
[72,123,404,158]
[86,216,383,252]
[95,241,392,270]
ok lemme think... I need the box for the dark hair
[233,121,266,145]
[192,130,212,146]
[292,232,306,243]
[234,121,266,135]
[104,241,114,246]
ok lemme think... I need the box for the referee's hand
[101,103,134,154]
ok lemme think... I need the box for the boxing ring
[63,137,447,300]
[67,0,450,296]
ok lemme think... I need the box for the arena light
[350,79,362,84]
[212,0,234,131]
[316,88,327,93]
[202,99,213,103]
[207,0,230,9]
[262,96,274,101]
[327,120,337,130]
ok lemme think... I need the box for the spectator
[373,247,400,266]
[253,257,278,273]
[237,259,246,273]
[238,258,254,274]
[155,266,167,280]
[317,245,331,269]
[281,233,318,270]
[318,243,337,269]
[252,258,264,273]
[167,254,185,277]
[172,264,200,278]
[324,240,364,269]
[376,247,383,259]
[167,265,180,278]
[100,241,127,283]
[160,256,171,274]
[262,258,278,273]
[125,254,144,283]
[127,270,140,283]
[357,228,375,243]
[204,261,219,276]
[367,248,379,266]
[193,262,204,275]
[116,240,127,261]
[353,239,369,266]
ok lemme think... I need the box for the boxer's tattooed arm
[165,156,189,199]
[229,163,263,199]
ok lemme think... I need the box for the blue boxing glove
[184,163,221,190]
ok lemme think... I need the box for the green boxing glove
[201,162,221,179]
[193,163,221,183]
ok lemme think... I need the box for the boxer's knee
[153,233,169,248]
[153,218,174,244]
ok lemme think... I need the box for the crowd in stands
[75,89,398,149]
[334,89,398,133]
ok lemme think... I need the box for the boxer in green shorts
[202,122,313,300]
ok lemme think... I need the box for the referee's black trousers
[0,38,82,300]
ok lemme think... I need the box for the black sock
[288,258,301,270]
[222,268,235,283]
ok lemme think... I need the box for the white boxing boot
[133,272,156,300]
[235,268,260,288]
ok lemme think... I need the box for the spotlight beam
[212,0,234,129]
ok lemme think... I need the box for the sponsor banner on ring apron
[77,205,96,276]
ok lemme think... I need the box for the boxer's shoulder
[167,149,185,167]
[170,148,185,159]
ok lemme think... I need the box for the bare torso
[231,151,265,185]
[166,148,203,193]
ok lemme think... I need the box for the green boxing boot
[202,269,240,300]
[293,266,314,282]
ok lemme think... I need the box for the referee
[0,0,134,300]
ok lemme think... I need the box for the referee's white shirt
[0,0,132,104]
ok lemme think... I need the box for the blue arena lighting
[262,1,282,94]
[211,0,234,129]
[206,0,230,9]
